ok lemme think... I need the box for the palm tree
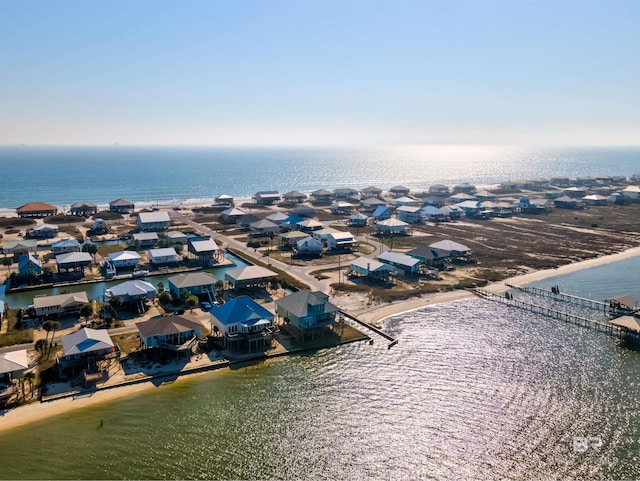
[186,295,198,313]
[24,372,36,398]
[80,303,93,327]
[1,256,12,273]
[42,320,60,358]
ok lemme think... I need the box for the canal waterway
[0,252,251,309]
[1,258,640,479]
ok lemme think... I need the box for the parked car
[201,301,212,311]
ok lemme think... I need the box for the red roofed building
[16,202,57,218]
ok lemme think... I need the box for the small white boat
[132,269,149,278]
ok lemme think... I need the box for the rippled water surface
[2,288,640,479]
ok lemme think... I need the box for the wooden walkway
[339,310,399,349]
[470,287,640,344]
[505,284,608,310]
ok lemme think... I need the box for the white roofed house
[330,201,354,215]
[453,182,476,193]
[326,231,355,252]
[187,236,221,267]
[428,240,472,262]
[58,328,120,378]
[349,256,394,282]
[361,197,386,212]
[622,185,640,201]
[275,289,339,340]
[224,265,278,290]
[282,191,307,203]
[214,194,234,205]
[34,291,89,319]
[455,200,482,218]
[420,206,448,222]
[253,191,281,205]
[30,223,59,239]
[396,206,422,224]
[295,236,324,257]
[166,231,188,244]
[51,239,82,255]
[375,218,411,236]
[296,218,325,233]
[348,211,368,227]
[279,230,309,248]
[168,272,218,300]
[265,211,289,225]
[137,211,171,232]
[106,251,141,272]
[249,219,280,237]
[210,296,275,352]
[56,251,93,275]
[105,279,157,303]
[311,189,333,202]
[333,187,359,199]
[394,196,420,207]
[132,232,159,248]
[2,240,38,258]
[148,247,182,266]
[220,207,247,223]
[582,194,609,206]
[0,349,29,385]
[313,227,341,246]
[91,218,108,235]
[378,251,421,276]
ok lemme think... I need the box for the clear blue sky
[1,0,638,146]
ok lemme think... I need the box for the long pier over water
[471,285,640,344]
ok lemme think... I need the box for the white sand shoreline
[1,246,640,435]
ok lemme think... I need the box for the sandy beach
[2,245,639,435]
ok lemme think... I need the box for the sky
[0,0,638,147]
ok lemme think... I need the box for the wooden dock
[339,310,398,349]
[470,287,640,344]
[505,284,608,311]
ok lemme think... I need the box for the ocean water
[0,145,639,210]
[1,258,640,479]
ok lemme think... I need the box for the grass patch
[93,210,123,220]
[0,309,34,347]
[97,243,128,257]
[46,215,86,224]
[112,332,140,355]
[0,217,36,228]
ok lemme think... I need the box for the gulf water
[1,145,639,210]
[1,258,640,479]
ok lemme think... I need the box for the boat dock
[470,286,640,344]
[339,310,398,348]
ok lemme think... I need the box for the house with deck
[396,206,422,224]
[372,205,392,221]
[51,239,82,255]
[275,289,339,340]
[394,196,420,207]
[420,206,447,222]
[167,231,188,245]
[70,202,98,217]
[429,240,472,261]
[224,266,278,290]
[311,189,333,202]
[326,231,355,251]
[214,194,234,205]
[349,256,394,282]
[0,350,29,384]
[106,251,141,273]
[105,279,157,303]
[30,223,59,239]
[210,296,275,352]
[296,219,325,233]
[168,272,218,299]
[34,291,89,319]
[136,315,202,357]
[238,214,260,231]
[361,197,386,212]
[333,188,359,199]
[348,212,368,227]
[253,191,281,205]
[266,211,289,225]
[16,202,57,218]
[378,251,421,276]
[137,211,171,232]
[148,247,181,266]
[389,185,410,198]
[360,186,383,198]
[375,218,410,236]
[622,185,640,201]
[109,198,135,214]
[429,184,450,195]
[132,232,159,248]
[554,196,579,209]
[330,201,354,215]
[56,251,93,274]
[282,191,307,203]
[58,328,120,375]
[280,230,309,247]
[453,182,476,194]
[296,236,324,256]
[220,207,247,223]
[187,236,220,266]
[250,219,280,237]
[2,240,38,258]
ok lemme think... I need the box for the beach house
[132,232,159,248]
[372,205,392,221]
[58,328,120,375]
[348,212,368,227]
[249,219,279,237]
[396,206,422,224]
[275,289,339,340]
[220,207,247,223]
[375,218,410,236]
[137,211,171,232]
[282,191,307,203]
[389,185,410,198]
[224,266,278,290]
[420,206,447,222]
[311,189,333,202]
[16,202,57,218]
[360,186,383,198]
[326,231,355,251]
[265,211,289,225]
[187,236,220,266]
[2,240,38,258]
[70,202,98,217]
[51,239,82,255]
[109,198,135,214]
[295,236,324,256]
[33,291,89,319]
[168,272,218,300]
[333,188,359,200]
[148,248,181,266]
[136,314,202,357]
[18,254,42,277]
[378,251,421,276]
[214,194,234,205]
[429,184,450,195]
[107,251,141,270]
[361,197,386,212]
[55,252,93,274]
[209,296,275,352]
[253,191,281,205]
[349,256,394,282]
[296,219,325,233]
[330,201,354,215]
[0,350,29,384]
[167,231,189,245]
[105,279,157,303]
[30,224,59,239]
[428,240,472,261]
